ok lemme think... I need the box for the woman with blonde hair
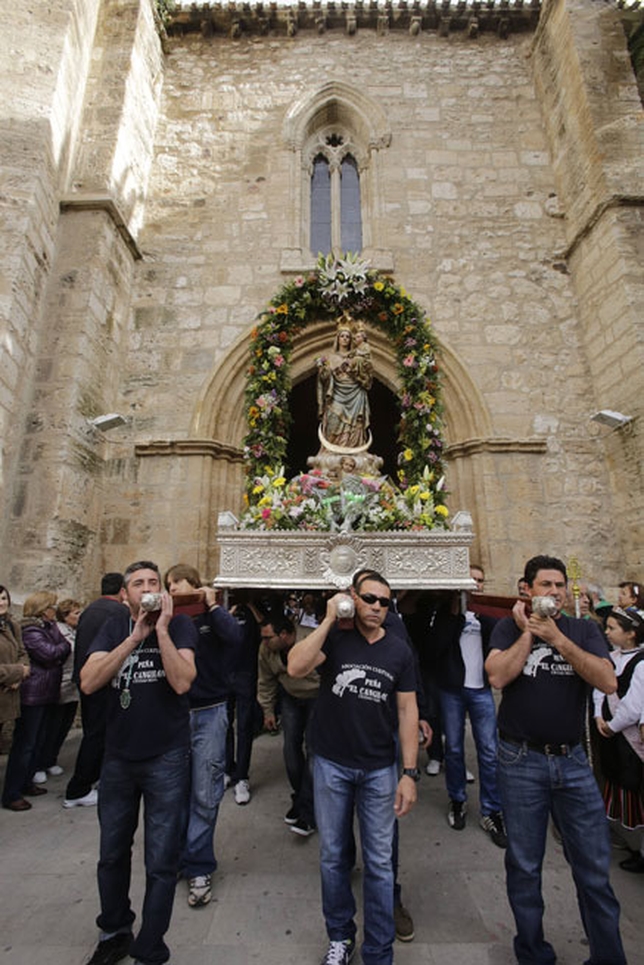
[1,590,71,811]
[32,598,82,783]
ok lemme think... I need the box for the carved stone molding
[166,2,542,41]
[214,526,475,590]
[60,193,142,261]
[135,438,244,462]
[445,436,548,459]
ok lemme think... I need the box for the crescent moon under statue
[318,425,373,455]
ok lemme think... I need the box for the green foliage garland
[243,254,447,529]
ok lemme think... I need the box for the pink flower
[402,355,417,368]
[261,508,271,519]
[294,276,305,287]
[274,355,285,367]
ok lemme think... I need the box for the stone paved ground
[1,727,641,965]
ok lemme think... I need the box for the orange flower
[393,303,404,315]
[276,303,289,314]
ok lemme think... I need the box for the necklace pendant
[120,688,131,709]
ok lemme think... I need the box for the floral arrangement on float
[241,253,449,533]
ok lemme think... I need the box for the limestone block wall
[2,1,642,599]
[531,0,644,575]
[90,22,623,591]
[0,0,101,560]
[1,0,165,599]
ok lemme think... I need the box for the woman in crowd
[32,598,82,783]
[593,605,644,872]
[0,585,30,750]
[1,591,71,811]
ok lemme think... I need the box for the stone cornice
[135,438,245,461]
[166,1,542,41]
[59,193,142,261]
[135,436,547,462]
[445,436,548,458]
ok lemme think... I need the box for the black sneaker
[447,799,466,830]
[284,805,299,825]
[321,939,355,965]
[86,932,133,965]
[290,817,316,837]
[480,811,507,848]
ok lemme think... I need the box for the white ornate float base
[214,522,475,591]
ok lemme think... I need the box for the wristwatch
[401,767,421,782]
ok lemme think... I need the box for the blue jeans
[97,746,190,965]
[497,739,626,965]
[280,692,316,825]
[440,686,502,815]
[182,702,228,877]
[313,755,397,965]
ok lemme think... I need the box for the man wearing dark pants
[288,571,419,965]
[486,554,626,965]
[258,615,319,836]
[81,561,197,965]
[63,573,126,809]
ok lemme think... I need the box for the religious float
[214,254,475,592]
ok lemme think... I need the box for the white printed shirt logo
[332,668,366,696]
[112,646,167,689]
[331,664,391,703]
[523,642,574,678]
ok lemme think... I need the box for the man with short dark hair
[288,571,419,965]
[81,561,197,965]
[486,554,625,965]
[165,562,242,908]
[258,615,319,836]
[63,573,126,809]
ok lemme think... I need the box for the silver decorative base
[215,514,475,591]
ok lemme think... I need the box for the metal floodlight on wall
[590,410,633,430]
[87,413,127,432]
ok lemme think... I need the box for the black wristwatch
[401,767,421,782]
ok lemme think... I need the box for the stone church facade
[1,0,642,599]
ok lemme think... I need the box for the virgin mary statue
[316,314,373,451]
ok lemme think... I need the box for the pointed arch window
[309,142,363,257]
[281,83,392,271]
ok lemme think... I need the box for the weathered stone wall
[530,0,644,578]
[1,0,642,599]
[0,0,101,570]
[110,22,615,588]
[1,0,164,598]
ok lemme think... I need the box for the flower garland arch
[242,254,448,531]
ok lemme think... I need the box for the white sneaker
[63,788,98,809]
[234,779,251,805]
[425,760,441,776]
[32,770,47,784]
[47,765,64,776]
[188,874,212,907]
[466,769,475,783]
[223,774,232,790]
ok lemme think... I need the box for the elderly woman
[32,598,82,783]
[0,585,30,746]
[1,591,71,811]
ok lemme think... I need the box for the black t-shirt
[89,609,197,761]
[311,624,416,770]
[491,613,610,745]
